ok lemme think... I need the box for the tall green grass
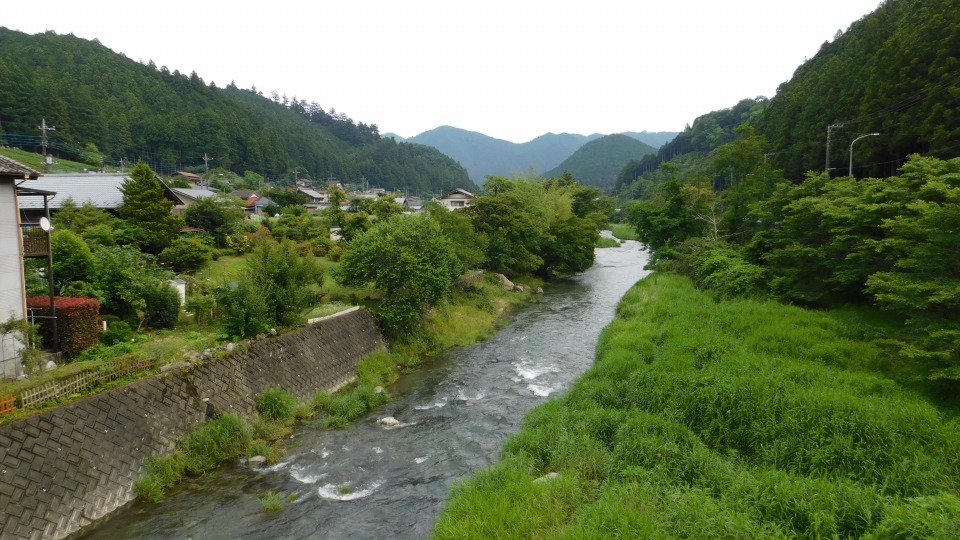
[432,273,960,539]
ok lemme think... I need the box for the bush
[158,237,213,273]
[142,281,181,329]
[100,320,132,345]
[26,296,101,359]
[215,279,271,339]
[256,387,298,422]
[182,414,252,475]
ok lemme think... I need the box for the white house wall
[0,182,26,323]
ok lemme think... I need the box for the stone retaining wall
[0,308,384,540]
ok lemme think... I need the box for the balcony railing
[20,224,50,258]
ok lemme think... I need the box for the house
[396,196,424,213]
[169,187,220,216]
[434,188,474,210]
[246,196,276,216]
[172,171,203,185]
[0,156,41,377]
[17,173,183,222]
[297,187,330,213]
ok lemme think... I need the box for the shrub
[182,414,252,476]
[100,320,132,345]
[26,296,101,359]
[256,387,298,422]
[215,279,271,339]
[142,281,181,329]
[158,237,213,273]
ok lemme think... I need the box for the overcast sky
[5,0,881,143]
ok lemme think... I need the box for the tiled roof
[17,174,130,209]
[171,188,219,201]
[299,188,327,199]
[0,155,40,179]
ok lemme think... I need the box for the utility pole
[825,123,843,174]
[38,119,56,171]
[202,153,213,188]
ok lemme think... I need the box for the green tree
[625,170,708,257]
[244,239,323,328]
[51,229,94,285]
[542,216,597,275]
[426,202,488,270]
[52,198,112,234]
[118,162,184,253]
[183,195,245,246]
[337,215,460,335]
[158,237,213,273]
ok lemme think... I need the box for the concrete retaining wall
[0,308,384,539]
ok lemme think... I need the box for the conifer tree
[118,162,184,253]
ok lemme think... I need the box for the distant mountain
[544,134,657,189]
[381,133,406,142]
[622,131,679,149]
[407,126,603,183]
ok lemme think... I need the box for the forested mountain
[407,126,603,183]
[756,0,960,180]
[621,131,679,148]
[544,134,656,190]
[0,28,474,194]
[616,98,768,190]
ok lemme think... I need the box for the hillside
[407,126,602,183]
[0,28,474,194]
[622,131,678,148]
[756,0,959,180]
[544,134,656,190]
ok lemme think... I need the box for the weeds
[433,274,960,538]
[259,490,283,513]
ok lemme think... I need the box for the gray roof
[299,188,327,199]
[17,173,131,209]
[172,187,219,201]
[0,155,40,179]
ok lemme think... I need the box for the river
[81,239,650,540]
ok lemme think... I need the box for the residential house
[434,188,474,210]
[0,156,41,377]
[16,173,183,222]
[297,187,330,213]
[172,171,203,185]
[169,187,220,216]
[396,196,424,213]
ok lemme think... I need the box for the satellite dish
[39,217,51,232]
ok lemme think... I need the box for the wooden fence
[17,355,155,410]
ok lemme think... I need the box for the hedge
[26,296,100,359]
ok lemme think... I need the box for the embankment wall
[0,308,384,540]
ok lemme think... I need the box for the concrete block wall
[0,308,384,539]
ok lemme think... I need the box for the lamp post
[849,133,880,177]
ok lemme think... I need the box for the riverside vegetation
[433,274,960,538]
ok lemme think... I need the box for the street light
[849,133,880,177]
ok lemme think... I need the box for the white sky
[5,0,881,144]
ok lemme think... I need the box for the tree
[337,215,460,335]
[183,195,245,246]
[244,239,323,328]
[542,216,597,275]
[118,162,184,253]
[51,229,95,285]
[158,237,213,273]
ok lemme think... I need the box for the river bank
[432,273,960,538]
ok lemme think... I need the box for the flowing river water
[82,239,650,540]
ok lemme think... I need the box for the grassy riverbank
[432,273,960,538]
